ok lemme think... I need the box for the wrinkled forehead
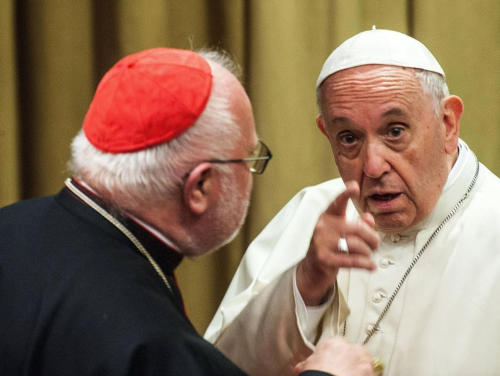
[318,65,434,120]
[321,65,422,98]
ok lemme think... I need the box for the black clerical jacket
[0,184,330,376]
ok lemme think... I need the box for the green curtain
[2,0,499,333]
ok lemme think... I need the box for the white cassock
[205,140,500,376]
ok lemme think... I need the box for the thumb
[360,212,376,228]
[294,360,305,375]
[325,180,360,217]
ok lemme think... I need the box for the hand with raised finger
[297,181,380,305]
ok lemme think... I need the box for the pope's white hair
[317,68,450,118]
[69,49,242,206]
[414,69,450,117]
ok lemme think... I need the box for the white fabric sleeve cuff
[292,265,334,346]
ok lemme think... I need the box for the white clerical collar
[75,178,182,253]
[126,213,182,253]
[443,139,469,191]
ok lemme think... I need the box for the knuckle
[346,237,362,252]
[353,344,365,352]
[316,250,330,265]
[361,365,373,376]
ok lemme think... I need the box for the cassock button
[380,258,394,268]
[372,290,387,303]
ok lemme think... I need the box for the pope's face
[318,65,457,233]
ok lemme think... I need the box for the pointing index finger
[325,180,360,217]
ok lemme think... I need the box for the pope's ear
[441,95,464,154]
[316,115,328,137]
[183,162,213,215]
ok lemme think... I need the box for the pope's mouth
[370,193,401,202]
[366,192,404,212]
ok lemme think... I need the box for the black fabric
[0,185,332,376]
[0,187,245,375]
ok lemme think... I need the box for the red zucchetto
[83,48,213,153]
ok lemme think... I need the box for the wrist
[297,262,337,306]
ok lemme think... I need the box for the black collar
[59,178,183,275]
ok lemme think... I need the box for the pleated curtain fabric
[1,0,499,332]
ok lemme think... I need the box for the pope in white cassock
[204,29,500,376]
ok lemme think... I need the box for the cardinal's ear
[183,162,214,215]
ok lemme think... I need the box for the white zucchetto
[316,28,445,88]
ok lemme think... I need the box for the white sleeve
[205,179,342,343]
[293,265,334,347]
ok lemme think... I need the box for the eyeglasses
[205,140,272,174]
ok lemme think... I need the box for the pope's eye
[389,127,403,137]
[340,133,357,144]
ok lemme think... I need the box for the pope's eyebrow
[382,108,406,117]
[330,116,351,125]
[331,108,408,124]
[327,108,408,131]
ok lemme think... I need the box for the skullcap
[317,28,444,88]
[83,48,212,153]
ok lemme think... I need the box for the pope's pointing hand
[297,181,380,305]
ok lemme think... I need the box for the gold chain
[64,178,172,293]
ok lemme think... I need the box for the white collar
[443,139,469,191]
[126,213,182,253]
